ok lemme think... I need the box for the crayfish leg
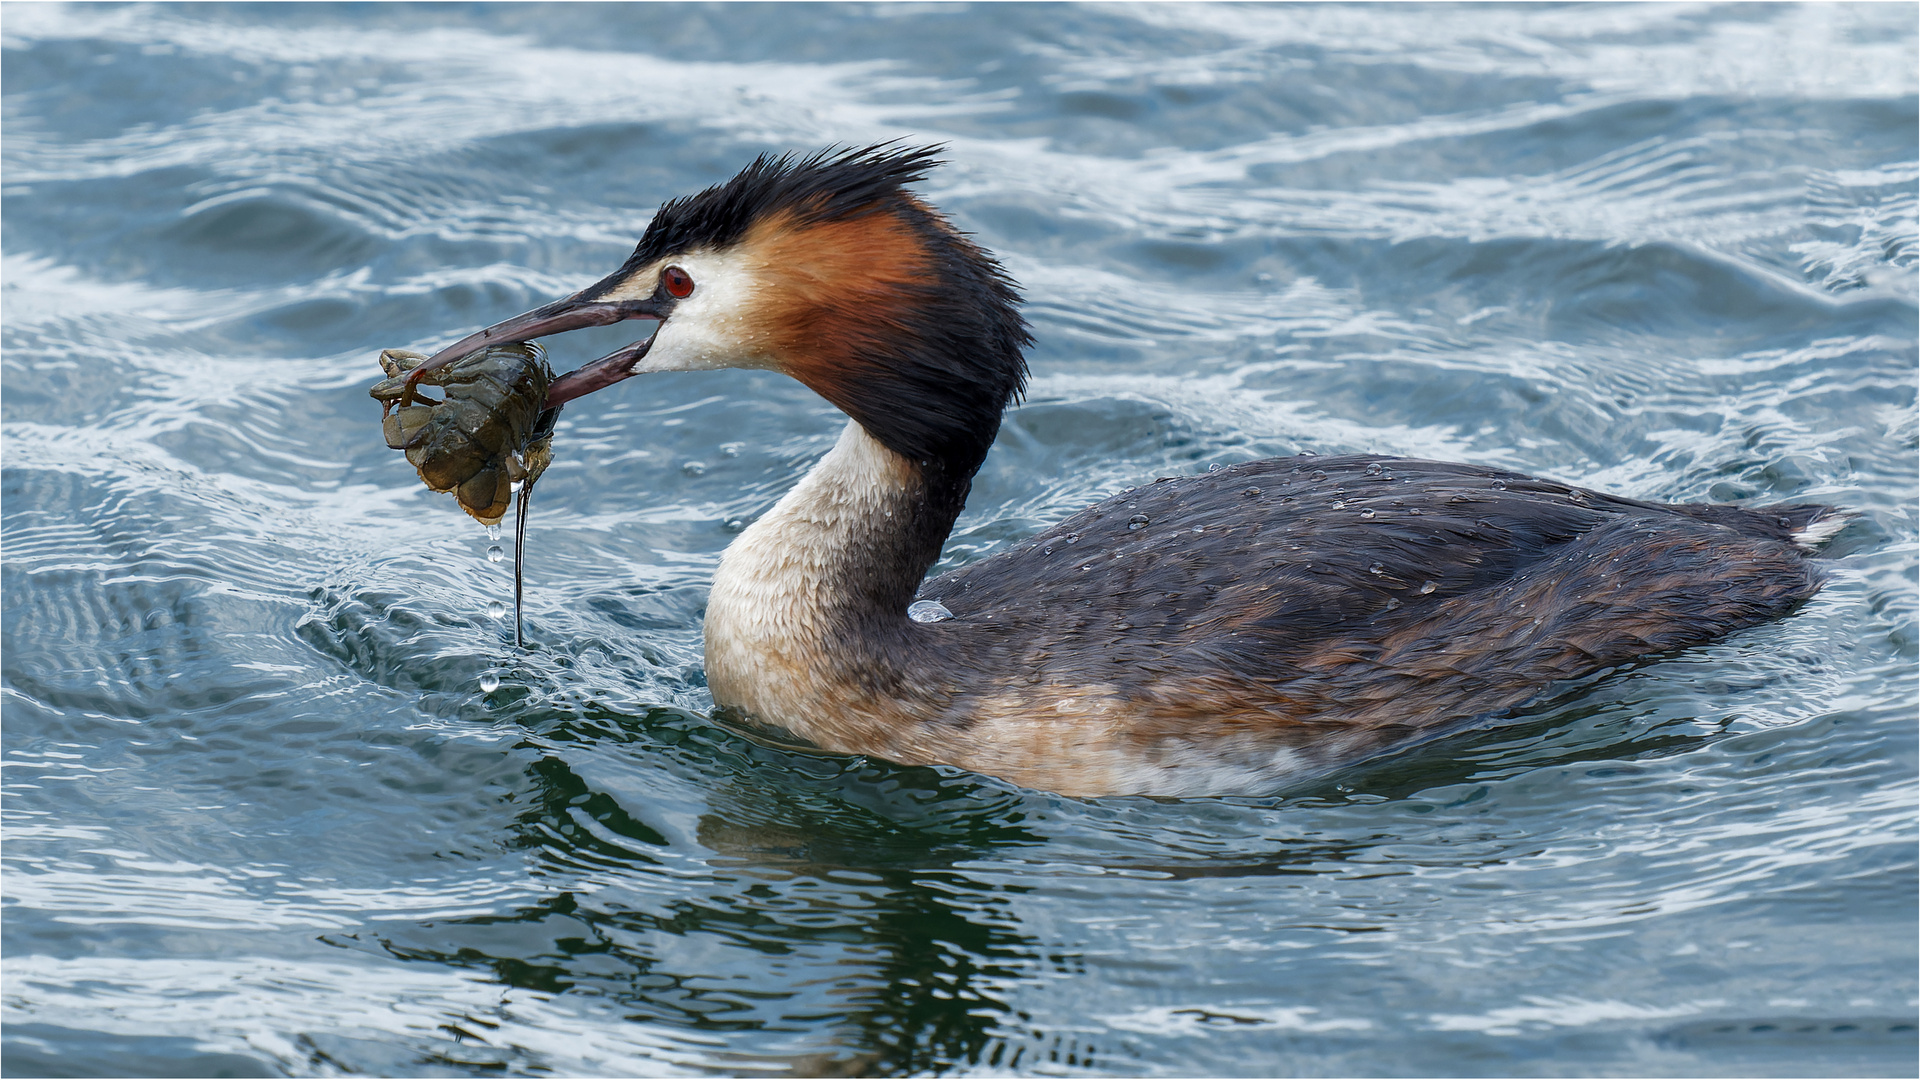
[378,349,428,379]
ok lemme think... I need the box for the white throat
[702,420,919,729]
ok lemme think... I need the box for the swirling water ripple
[3,4,1914,1076]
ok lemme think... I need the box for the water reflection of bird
[405,146,1848,797]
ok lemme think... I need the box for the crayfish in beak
[371,343,560,647]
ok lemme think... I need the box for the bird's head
[411,145,1031,479]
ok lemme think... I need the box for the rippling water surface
[4,4,1916,1076]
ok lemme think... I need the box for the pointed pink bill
[402,292,669,405]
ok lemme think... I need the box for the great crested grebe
[403,146,1847,797]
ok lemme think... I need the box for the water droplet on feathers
[1128,515,1150,530]
[1420,581,1438,595]
[908,600,953,623]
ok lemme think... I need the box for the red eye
[661,265,694,299]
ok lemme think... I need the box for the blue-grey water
[3,4,1916,1076]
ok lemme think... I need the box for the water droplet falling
[907,599,953,623]
[720,442,746,458]
[682,461,706,477]
[478,672,500,693]
[486,600,506,619]
[486,524,501,541]
[487,545,505,563]
[1128,514,1150,530]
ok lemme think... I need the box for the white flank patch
[1791,512,1853,551]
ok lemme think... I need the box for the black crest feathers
[625,144,948,266]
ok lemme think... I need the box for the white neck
[702,420,923,738]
